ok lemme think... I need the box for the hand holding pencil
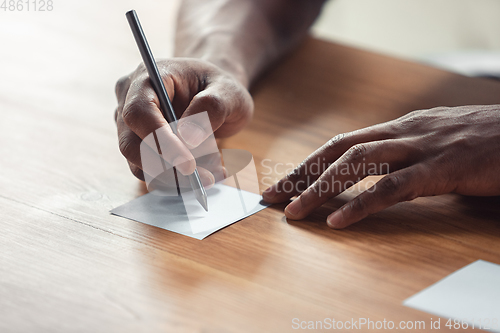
[114,10,253,207]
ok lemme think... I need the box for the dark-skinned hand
[114,58,253,188]
[263,105,500,228]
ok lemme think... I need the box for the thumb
[177,86,227,149]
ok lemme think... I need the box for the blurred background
[1,0,500,100]
[313,0,500,78]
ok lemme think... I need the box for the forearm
[175,0,326,87]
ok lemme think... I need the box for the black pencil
[126,9,208,211]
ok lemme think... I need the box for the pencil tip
[201,196,208,212]
[196,193,208,212]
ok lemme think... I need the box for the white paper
[110,183,268,240]
[404,260,500,332]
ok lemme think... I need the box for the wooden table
[2,4,500,332]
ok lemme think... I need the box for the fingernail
[178,122,206,148]
[262,187,276,200]
[173,156,194,176]
[286,198,302,217]
[327,209,343,228]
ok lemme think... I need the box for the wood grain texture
[1,5,500,332]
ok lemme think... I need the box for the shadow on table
[281,193,500,241]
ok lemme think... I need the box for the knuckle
[346,143,368,162]
[118,134,138,160]
[115,76,130,97]
[285,167,303,183]
[315,177,332,196]
[401,109,422,120]
[349,195,367,213]
[129,164,145,181]
[121,100,144,127]
[309,179,322,194]
[324,133,346,153]
[401,190,419,202]
[196,93,224,113]
[379,175,401,193]
[452,136,472,150]
[397,110,422,128]
[135,62,147,73]
[397,108,446,133]
[278,164,308,193]
[234,87,254,109]
[284,164,303,183]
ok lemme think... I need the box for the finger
[121,76,196,175]
[115,75,131,104]
[128,161,145,181]
[177,80,252,148]
[176,166,216,189]
[197,167,216,189]
[195,151,225,183]
[117,113,144,170]
[115,76,131,124]
[122,130,216,190]
[149,166,216,192]
[283,139,417,220]
[326,165,427,229]
[118,111,221,189]
[262,124,396,203]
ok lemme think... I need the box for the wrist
[175,36,251,88]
